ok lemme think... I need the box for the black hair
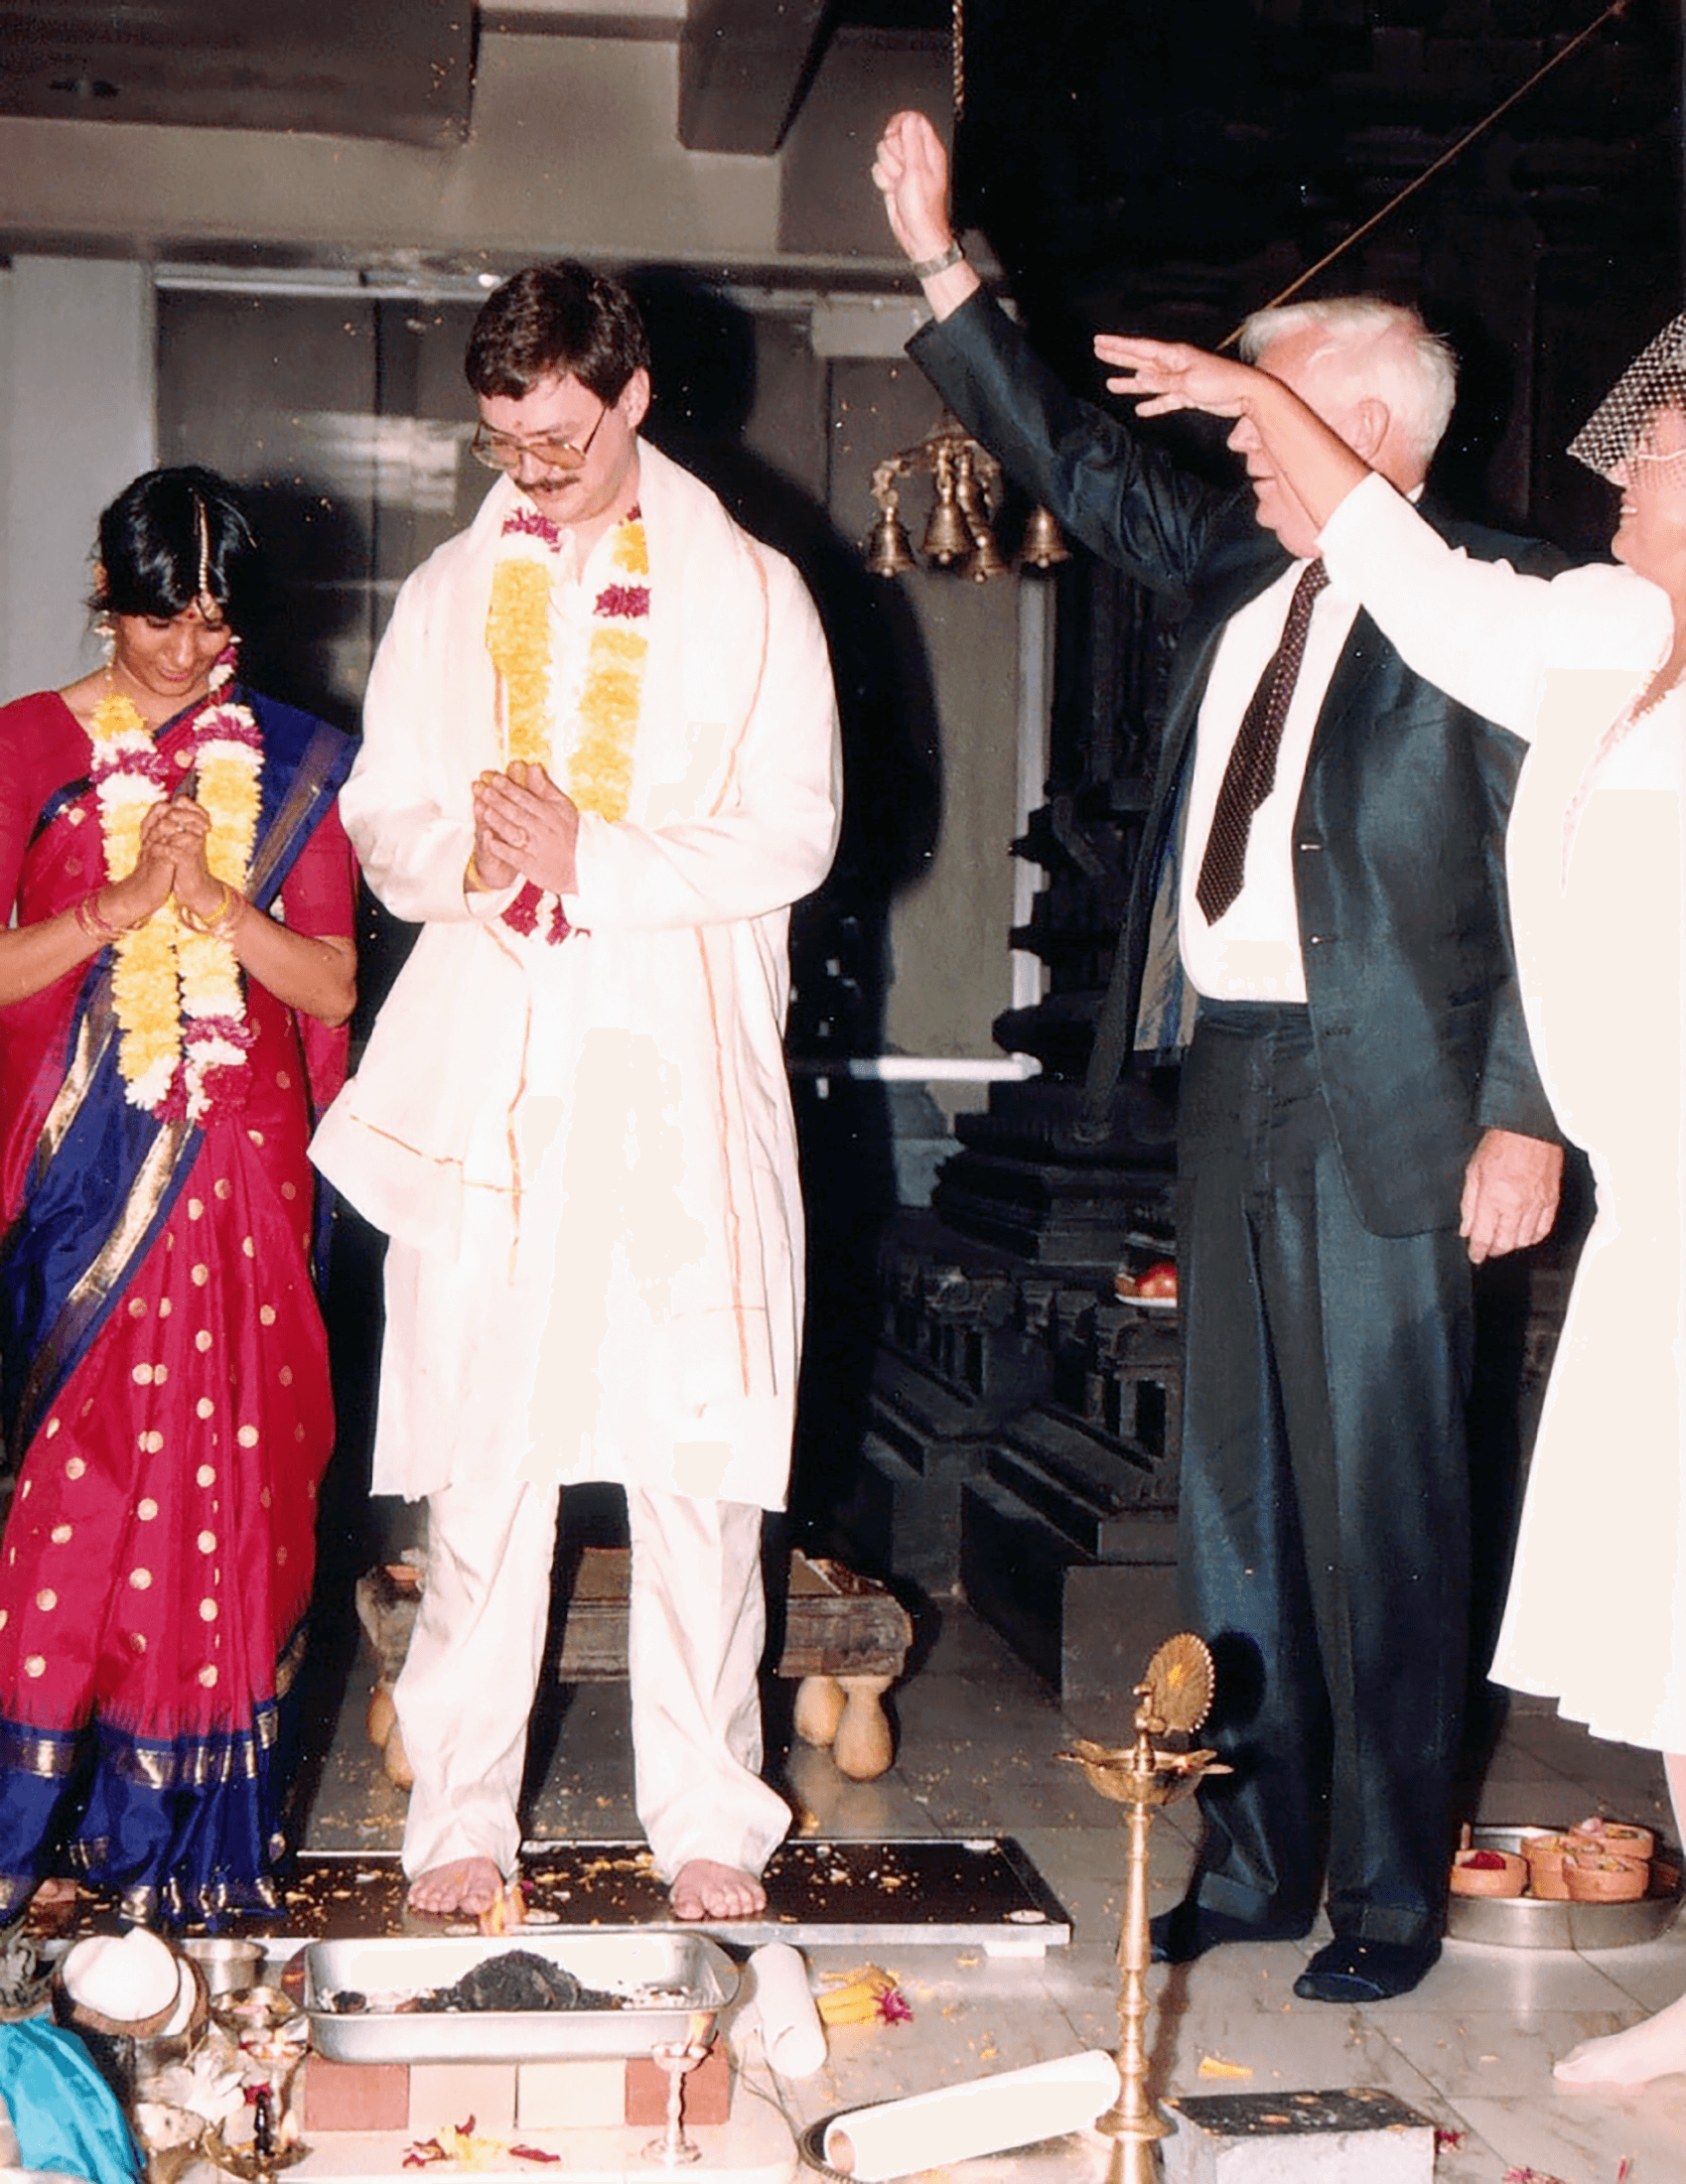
[465,262,650,404]
[91,466,262,631]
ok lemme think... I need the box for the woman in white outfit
[1096,315,1686,2088]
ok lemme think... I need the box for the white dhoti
[394,1470,790,1884]
[381,1169,800,1883]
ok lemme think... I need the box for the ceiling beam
[678,0,830,154]
[0,0,473,146]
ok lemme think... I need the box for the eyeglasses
[469,399,610,477]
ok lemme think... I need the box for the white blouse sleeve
[1319,472,1667,741]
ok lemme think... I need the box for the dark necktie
[1195,558,1330,925]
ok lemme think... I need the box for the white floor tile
[297,1598,1686,2184]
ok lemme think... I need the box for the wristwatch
[910,240,965,280]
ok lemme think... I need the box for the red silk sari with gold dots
[0,689,354,1925]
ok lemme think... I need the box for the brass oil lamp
[1061,1635,1229,2184]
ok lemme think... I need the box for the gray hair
[1238,297,1459,473]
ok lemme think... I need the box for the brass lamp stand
[1061,1636,1228,2184]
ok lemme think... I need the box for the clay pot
[365,1681,397,1749]
[1523,1834,1579,1901]
[833,1675,896,1781]
[1563,1851,1649,1903]
[381,1718,415,1791]
[793,1674,849,1749]
[1450,1847,1527,1897]
[1572,1818,1656,1862]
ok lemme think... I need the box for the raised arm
[1101,334,1672,733]
[871,110,981,323]
[873,119,1223,595]
[1095,335,1371,528]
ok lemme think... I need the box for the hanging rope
[952,0,966,121]
[1217,0,1630,347]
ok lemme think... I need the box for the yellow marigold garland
[485,557,554,768]
[88,688,262,1121]
[568,622,644,822]
[614,523,648,577]
[110,898,183,1111]
[483,508,650,825]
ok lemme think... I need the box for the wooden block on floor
[300,2056,410,2133]
[625,2042,731,2125]
[516,2058,629,2129]
[408,2060,517,2133]
[1161,2089,1435,2183]
[358,1551,911,1689]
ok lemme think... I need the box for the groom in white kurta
[311,263,841,1921]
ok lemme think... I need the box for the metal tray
[304,1931,739,2063]
[1446,1826,1681,1952]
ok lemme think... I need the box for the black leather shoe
[1150,1900,1314,1964]
[1292,1935,1440,2003]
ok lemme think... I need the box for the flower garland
[87,672,262,1122]
[484,505,651,942]
[484,543,553,770]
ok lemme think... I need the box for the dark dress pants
[1176,1002,1474,1947]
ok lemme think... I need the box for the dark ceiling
[0,0,477,143]
[0,1,951,148]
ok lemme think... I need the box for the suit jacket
[910,291,1558,1237]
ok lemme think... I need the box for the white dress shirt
[1180,557,1360,1003]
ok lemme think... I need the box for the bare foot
[407,1856,505,1919]
[1555,1993,1686,2088]
[670,1859,767,1921]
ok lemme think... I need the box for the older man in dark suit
[874,111,1563,2002]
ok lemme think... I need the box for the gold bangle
[178,881,242,937]
[465,850,492,894]
[74,891,128,944]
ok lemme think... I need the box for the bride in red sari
[0,467,356,1926]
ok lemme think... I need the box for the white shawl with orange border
[311,443,840,1505]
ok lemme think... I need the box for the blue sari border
[0,1618,310,1929]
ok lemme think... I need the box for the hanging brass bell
[864,504,916,578]
[950,446,1006,579]
[920,475,971,567]
[961,520,1011,582]
[1020,503,1071,569]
